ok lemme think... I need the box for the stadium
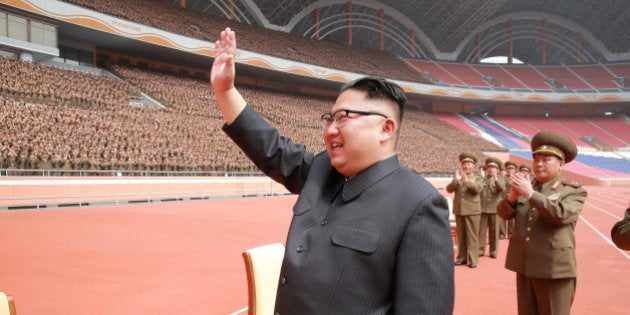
[0,0,629,314]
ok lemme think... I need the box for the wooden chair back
[242,243,285,315]
[0,292,16,315]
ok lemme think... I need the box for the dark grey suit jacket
[224,105,454,314]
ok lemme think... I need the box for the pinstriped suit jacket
[223,105,454,314]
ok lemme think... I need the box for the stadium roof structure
[171,0,630,64]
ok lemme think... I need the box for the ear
[380,118,397,142]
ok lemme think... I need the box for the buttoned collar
[341,154,400,202]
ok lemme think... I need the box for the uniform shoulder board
[561,179,582,188]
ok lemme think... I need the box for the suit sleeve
[394,192,454,314]
[222,104,314,194]
[611,208,630,250]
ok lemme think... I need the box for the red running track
[0,186,629,314]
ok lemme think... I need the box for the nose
[324,121,339,135]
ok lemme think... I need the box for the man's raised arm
[210,27,247,125]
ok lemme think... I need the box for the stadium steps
[459,114,524,149]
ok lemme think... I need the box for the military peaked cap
[485,157,502,168]
[458,152,477,164]
[531,131,577,163]
[504,160,518,170]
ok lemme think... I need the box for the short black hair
[340,76,406,123]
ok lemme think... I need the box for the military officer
[479,157,506,258]
[611,202,630,250]
[519,164,531,175]
[497,131,587,315]
[447,152,483,268]
[500,160,518,239]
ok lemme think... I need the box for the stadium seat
[0,292,16,315]
[242,243,285,315]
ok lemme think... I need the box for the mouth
[329,142,343,153]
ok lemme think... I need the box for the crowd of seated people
[0,55,244,174]
[0,56,138,110]
[60,0,426,83]
[0,55,504,176]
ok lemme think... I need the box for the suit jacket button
[296,245,304,253]
[321,219,328,226]
[280,276,287,285]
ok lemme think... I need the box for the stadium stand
[588,116,630,144]
[434,63,490,87]
[501,65,553,90]
[570,65,619,89]
[517,116,590,148]
[0,54,507,176]
[535,66,592,90]
[459,114,529,149]
[0,0,627,180]
[405,59,630,92]
[606,63,630,87]
[575,153,630,175]
[432,112,481,136]
[557,116,628,149]
[472,64,528,89]
[491,116,540,139]
[59,0,427,84]
[405,60,465,85]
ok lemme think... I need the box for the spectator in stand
[611,202,630,250]
[210,27,453,314]
[498,131,587,315]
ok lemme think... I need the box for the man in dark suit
[497,131,587,315]
[211,27,454,314]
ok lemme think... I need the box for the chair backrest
[242,243,285,315]
[445,197,458,246]
[445,196,454,220]
[0,292,16,315]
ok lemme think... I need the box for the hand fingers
[215,28,234,52]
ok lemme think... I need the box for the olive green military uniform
[447,153,483,268]
[497,131,587,315]
[500,161,518,239]
[611,207,630,250]
[479,157,506,258]
[498,175,586,314]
